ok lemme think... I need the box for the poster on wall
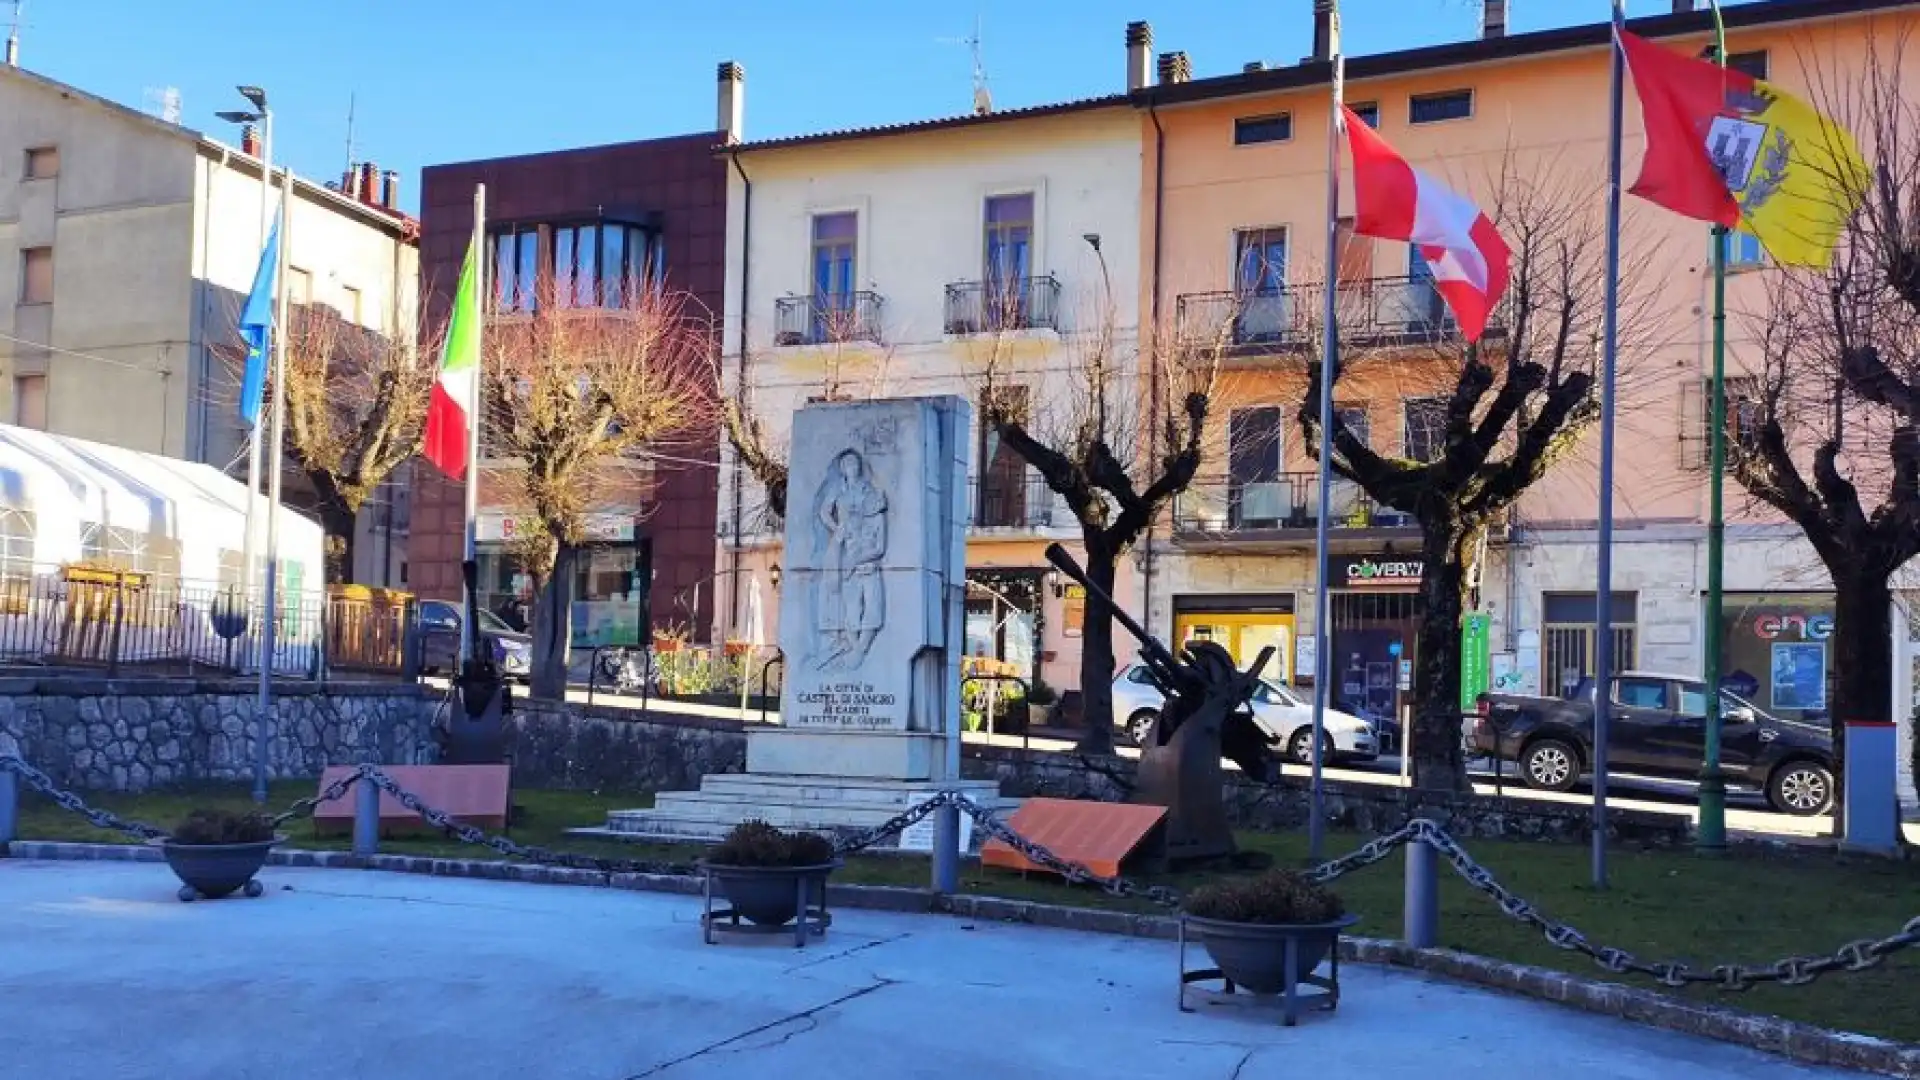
[1062,585,1086,638]
[1771,642,1828,711]
[1295,634,1316,687]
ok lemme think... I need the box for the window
[982,193,1034,327]
[1727,50,1769,80]
[1542,591,1638,695]
[488,220,659,313]
[1679,375,1762,470]
[340,284,363,325]
[23,146,58,180]
[1409,89,1473,125]
[1234,113,1293,145]
[1677,685,1711,719]
[79,524,150,572]
[1348,103,1380,129]
[1234,228,1288,294]
[0,506,35,574]
[20,247,52,303]
[811,211,859,338]
[1127,665,1156,686]
[1724,228,1766,271]
[1228,406,1286,528]
[977,385,1033,527]
[1615,677,1671,710]
[286,267,312,308]
[1403,398,1448,463]
[13,373,45,430]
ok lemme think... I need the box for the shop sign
[1329,554,1424,589]
[477,512,635,543]
[1459,612,1492,711]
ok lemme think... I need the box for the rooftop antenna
[5,0,24,67]
[937,14,991,115]
[343,91,358,181]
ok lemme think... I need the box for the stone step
[595,802,1016,848]
[692,774,1006,809]
[650,790,1016,818]
[617,793,1020,831]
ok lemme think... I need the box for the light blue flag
[237,214,281,427]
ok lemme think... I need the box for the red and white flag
[1341,105,1511,343]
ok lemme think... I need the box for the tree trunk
[530,542,577,700]
[1830,565,1896,815]
[319,502,358,585]
[1074,536,1120,756]
[1409,520,1480,792]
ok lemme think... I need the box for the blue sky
[15,0,1759,211]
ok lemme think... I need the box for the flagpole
[1592,0,1629,888]
[461,184,486,668]
[1698,0,1731,855]
[1308,2,1344,863]
[242,107,273,671]
[253,166,292,804]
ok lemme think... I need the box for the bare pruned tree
[1299,156,1670,791]
[277,306,437,583]
[973,278,1234,755]
[484,278,716,698]
[1727,36,1918,802]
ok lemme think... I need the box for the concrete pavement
[0,860,1854,1079]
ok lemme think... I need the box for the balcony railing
[1177,274,1496,350]
[971,471,1058,530]
[944,275,1062,335]
[774,291,886,347]
[1171,473,1416,536]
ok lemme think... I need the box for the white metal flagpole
[1308,1,1344,863]
[253,166,292,803]
[461,184,486,668]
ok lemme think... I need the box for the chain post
[352,770,380,856]
[0,766,16,845]
[931,793,961,895]
[1404,830,1440,949]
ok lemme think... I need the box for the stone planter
[1179,914,1360,1025]
[150,836,283,902]
[698,860,841,947]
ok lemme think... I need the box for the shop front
[965,568,1043,683]
[1716,591,1836,725]
[476,512,648,649]
[1171,593,1296,685]
[1325,554,1424,731]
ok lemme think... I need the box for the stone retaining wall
[503,701,746,792]
[961,744,1694,847]
[0,678,436,791]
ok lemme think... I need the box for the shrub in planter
[155,808,282,902]
[701,821,840,927]
[1182,870,1355,996]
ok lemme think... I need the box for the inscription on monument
[791,681,902,728]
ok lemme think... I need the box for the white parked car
[1111,662,1380,763]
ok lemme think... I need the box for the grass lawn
[11,781,1918,1044]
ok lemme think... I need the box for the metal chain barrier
[0,753,168,841]
[9,749,1920,990]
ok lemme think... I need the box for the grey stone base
[599,773,1017,849]
[6,840,1914,1077]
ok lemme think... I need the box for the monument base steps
[590,774,1017,850]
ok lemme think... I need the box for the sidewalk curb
[7,839,1915,1078]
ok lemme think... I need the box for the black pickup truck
[1471,671,1836,816]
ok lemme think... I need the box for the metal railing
[970,472,1058,530]
[1176,274,1501,349]
[1170,474,1415,535]
[773,291,886,347]
[0,566,410,678]
[943,275,1062,335]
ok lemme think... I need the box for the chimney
[358,162,378,204]
[381,170,400,210]
[1126,21,1153,93]
[1673,0,1696,10]
[1312,0,1334,62]
[1243,61,1265,73]
[240,123,262,157]
[1482,0,1507,39]
[343,164,358,193]
[717,61,745,145]
[1156,51,1191,86]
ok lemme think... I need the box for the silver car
[1111,662,1380,763]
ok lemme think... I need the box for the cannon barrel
[1044,543,1178,675]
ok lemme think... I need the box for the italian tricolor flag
[423,233,481,480]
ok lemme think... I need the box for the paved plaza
[0,860,1857,1079]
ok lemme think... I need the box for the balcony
[1170,473,1420,550]
[971,472,1059,531]
[944,275,1062,335]
[1176,274,1499,352]
[774,291,886,347]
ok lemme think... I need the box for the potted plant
[1180,869,1358,1021]
[698,821,840,942]
[1026,677,1058,731]
[152,808,283,902]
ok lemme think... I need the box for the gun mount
[1044,544,1277,864]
